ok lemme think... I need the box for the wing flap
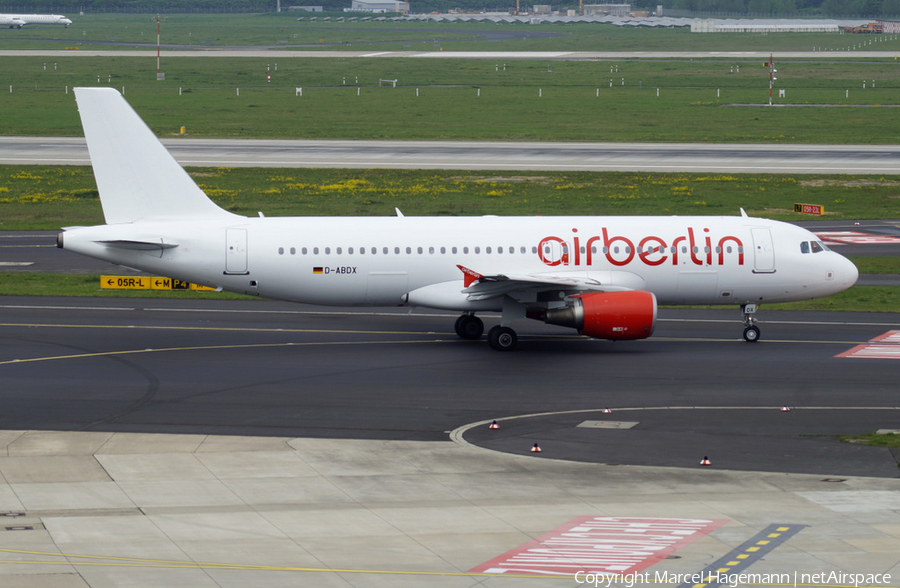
[457,265,643,302]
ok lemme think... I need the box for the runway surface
[5,136,900,173]
[1,295,898,478]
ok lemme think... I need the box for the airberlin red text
[538,227,745,268]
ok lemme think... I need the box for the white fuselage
[60,214,858,310]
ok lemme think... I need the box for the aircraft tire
[743,325,761,343]
[455,315,484,340]
[488,326,518,351]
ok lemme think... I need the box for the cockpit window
[810,241,824,253]
[800,242,810,254]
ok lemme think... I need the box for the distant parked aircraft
[0,13,72,28]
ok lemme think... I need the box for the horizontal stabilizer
[97,239,179,251]
[74,87,239,225]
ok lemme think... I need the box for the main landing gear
[454,313,519,351]
[454,313,484,340]
[487,326,517,351]
[741,303,760,343]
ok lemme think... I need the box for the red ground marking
[837,331,900,359]
[837,345,900,359]
[814,231,900,245]
[468,516,728,577]
[870,330,900,344]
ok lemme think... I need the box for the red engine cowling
[541,290,657,341]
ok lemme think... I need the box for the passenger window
[811,241,824,253]
[800,242,810,254]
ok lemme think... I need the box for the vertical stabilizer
[74,87,239,224]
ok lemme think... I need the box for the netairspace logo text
[574,571,893,588]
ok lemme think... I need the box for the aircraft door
[751,228,775,273]
[225,228,249,275]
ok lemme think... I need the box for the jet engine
[538,290,657,341]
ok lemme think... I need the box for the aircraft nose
[835,254,859,290]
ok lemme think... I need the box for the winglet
[457,265,483,288]
[740,208,748,218]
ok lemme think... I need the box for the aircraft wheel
[743,325,761,343]
[454,314,484,340]
[488,326,518,351]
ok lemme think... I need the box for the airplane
[58,87,859,351]
[0,13,72,28]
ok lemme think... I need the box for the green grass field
[4,166,900,229]
[4,55,900,142]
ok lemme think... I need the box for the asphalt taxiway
[1,295,898,477]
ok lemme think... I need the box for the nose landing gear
[741,303,760,342]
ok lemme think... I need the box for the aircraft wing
[458,265,640,302]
